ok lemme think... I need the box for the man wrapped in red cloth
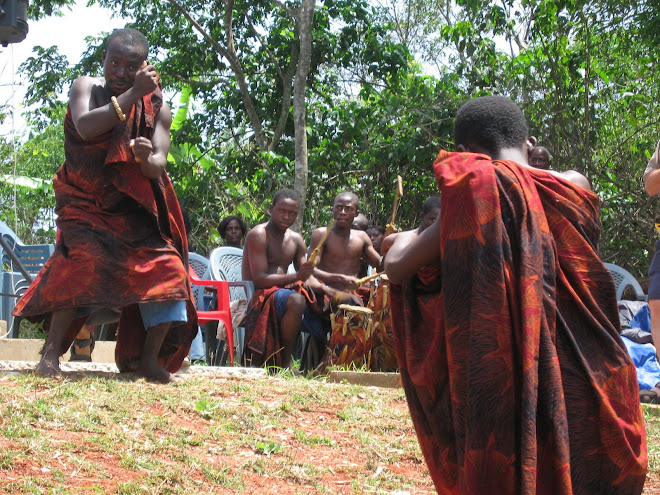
[385,96,647,494]
[13,28,196,383]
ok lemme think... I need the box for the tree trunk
[292,0,315,232]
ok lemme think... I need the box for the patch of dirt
[0,371,658,494]
[0,373,434,494]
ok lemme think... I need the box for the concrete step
[0,337,116,363]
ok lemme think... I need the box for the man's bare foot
[137,362,181,384]
[35,355,62,379]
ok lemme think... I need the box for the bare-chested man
[381,195,440,259]
[300,192,382,372]
[308,192,382,304]
[242,189,316,371]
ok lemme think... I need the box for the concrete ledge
[0,338,116,363]
[0,359,268,380]
[326,370,402,388]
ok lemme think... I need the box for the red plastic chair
[188,266,235,366]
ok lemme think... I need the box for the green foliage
[5,0,660,277]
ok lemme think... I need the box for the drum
[366,277,398,372]
[328,304,374,369]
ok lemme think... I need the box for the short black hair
[366,225,385,235]
[217,215,247,239]
[272,188,301,206]
[454,96,528,155]
[335,191,359,205]
[106,28,149,60]
[422,196,441,216]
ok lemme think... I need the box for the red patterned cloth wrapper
[390,150,647,494]
[243,281,316,368]
[13,89,197,373]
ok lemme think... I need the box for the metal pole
[0,235,32,282]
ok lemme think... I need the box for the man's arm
[361,231,383,271]
[645,169,660,197]
[69,64,160,140]
[132,100,172,179]
[385,218,441,284]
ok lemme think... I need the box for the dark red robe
[390,150,647,494]
[13,89,197,373]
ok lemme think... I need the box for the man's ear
[526,136,537,157]
[456,144,468,152]
[268,204,274,215]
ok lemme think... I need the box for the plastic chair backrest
[0,219,22,245]
[209,246,243,282]
[604,262,647,301]
[6,243,54,272]
[0,271,31,338]
[188,252,210,278]
[208,246,254,302]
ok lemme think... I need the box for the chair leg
[9,316,22,339]
[203,322,217,366]
[222,315,234,366]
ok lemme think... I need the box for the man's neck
[494,146,529,166]
[266,221,286,237]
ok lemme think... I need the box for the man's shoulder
[71,75,104,91]
[311,226,327,237]
[245,222,267,241]
[284,228,304,243]
[349,228,370,244]
[551,169,591,191]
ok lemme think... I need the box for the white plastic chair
[208,246,254,364]
[604,263,647,301]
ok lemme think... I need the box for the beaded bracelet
[110,96,126,121]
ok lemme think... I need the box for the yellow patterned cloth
[328,279,397,371]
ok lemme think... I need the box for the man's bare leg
[279,293,306,371]
[138,322,179,383]
[649,299,660,355]
[36,307,77,378]
[648,299,660,394]
[70,326,93,361]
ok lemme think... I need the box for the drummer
[304,192,382,370]
[381,195,440,258]
[307,191,382,306]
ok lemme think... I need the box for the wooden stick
[385,176,404,235]
[389,175,404,225]
[308,220,335,264]
[356,271,384,286]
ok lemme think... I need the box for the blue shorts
[273,289,329,338]
[75,300,188,330]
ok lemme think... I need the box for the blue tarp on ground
[621,335,660,390]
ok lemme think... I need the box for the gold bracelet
[110,96,126,121]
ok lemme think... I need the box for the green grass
[0,372,657,493]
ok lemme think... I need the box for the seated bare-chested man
[303,192,382,370]
[309,192,382,304]
[242,189,316,371]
